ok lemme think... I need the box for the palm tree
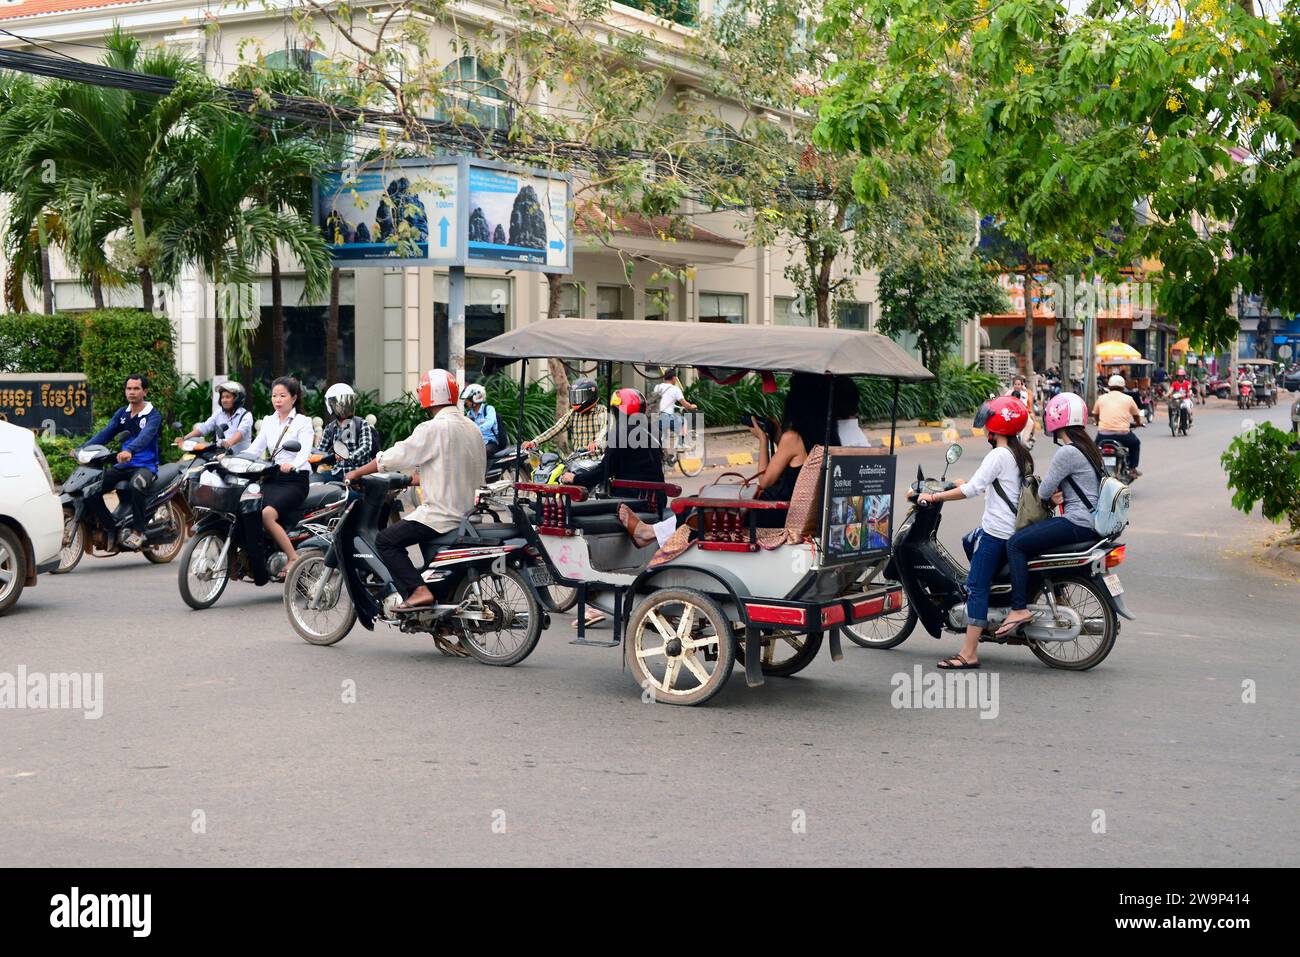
[156,103,331,376]
[15,27,206,313]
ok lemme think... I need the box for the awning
[469,318,935,381]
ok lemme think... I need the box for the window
[616,0,699,27]
[252,273,355,390]
[837,301,870,331]
[433,57,510,131]
[700,292,745,324]
[645,288,670,321]
[434,275,511,381]
[262,48,325,73]
[597,285,626,321]
[774,296,812,327]
[558,282,583,318]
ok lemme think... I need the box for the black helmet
[569,377,598,413]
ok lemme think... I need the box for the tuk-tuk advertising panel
[821,450,896,565]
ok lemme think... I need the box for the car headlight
[33,445,56,493]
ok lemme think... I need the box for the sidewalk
[689,422,985,469]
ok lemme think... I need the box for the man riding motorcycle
[522,376,607,455]
[178,380,253,455]
[83,373,162,549]
[1093,373,1144,477]
[1169,366,1196,418]
[345,369,486,614]
[463,382,504,457]
[314,383,378,479]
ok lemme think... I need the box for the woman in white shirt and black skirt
[246,376,315,572]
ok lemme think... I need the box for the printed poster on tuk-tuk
[821,450,895,564]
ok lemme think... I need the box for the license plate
[1103,573,1123,596]
[527,565,554,587]
[1103,457,1116,468]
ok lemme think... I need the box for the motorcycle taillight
[1105,545,1126,568]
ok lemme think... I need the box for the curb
[1265,544,1300,571]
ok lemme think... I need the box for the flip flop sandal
[432,635,471,658]
[937,655,980,670]
[995,614,1035,638]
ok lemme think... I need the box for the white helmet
[324,382,357,418]
[463,383,487,404]
[1108,374,1127,389]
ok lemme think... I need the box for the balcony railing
[615,0,699,28]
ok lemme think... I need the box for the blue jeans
[1005,518,1099,610]
[962,528,1008,628]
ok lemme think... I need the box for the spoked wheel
[452,568,542,666]
[626,588,735,706]
[543,584,578,613]
[143,499,187,564]
[1027,578,1117,670]
[735,628,823,677]
[842,586,918,649]
[54,507,85,574]
[178,529,230,610]
[674,428,705,477]
[284,552,356,645]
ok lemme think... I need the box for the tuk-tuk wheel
[735,628,823,677]
[626,588,735,706]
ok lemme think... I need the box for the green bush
[684,359,999,429]
[77,310,181,422]
[0,313,83,373]
[37,433,82,485]
[1221,423,1300,540]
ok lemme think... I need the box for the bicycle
[659,410,704,477]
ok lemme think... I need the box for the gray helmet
[215,380,246,410]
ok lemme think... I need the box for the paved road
[2,399,1296,866]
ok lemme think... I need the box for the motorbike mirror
[333,440,350,459]
[282,440,302,453]
[945,443,963,465]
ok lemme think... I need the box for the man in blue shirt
[84,373,162,549]
[463,383,503,457]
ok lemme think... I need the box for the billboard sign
[316,157,571,274]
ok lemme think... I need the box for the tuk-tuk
[1238,359,1277,407]
[469,319,932,705]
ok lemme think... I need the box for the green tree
[815,0,1300,354]
[877,261,1006,373]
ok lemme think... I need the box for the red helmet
[610,387,645,416]
[975,395,1029,436]
[417,369,459,409]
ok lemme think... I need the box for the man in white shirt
[656,369,697,450]
[346,369,486,611]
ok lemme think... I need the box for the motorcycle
[486,443,528,484]
[1237,379,1255,409]
[55,445,190,574]
[845,444,1131,670]
[282,470,547,665]
[1096,435,1138,483]
[1167,393,1192,436]
[177,440,349,609]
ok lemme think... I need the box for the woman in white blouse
[245,376,314,571]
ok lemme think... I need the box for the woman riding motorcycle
[178,381,253,454]
[245,376,314,574]
[463,382,504,457]
[996,393,1104,637]
[906,395,1033,669]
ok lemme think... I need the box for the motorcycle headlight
[240,482,262,500]
[76,449,96,464]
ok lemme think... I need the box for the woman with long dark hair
[746,372,839,527]
[245,375,314,574]
[996,393,1103,636]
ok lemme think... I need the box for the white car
[0,420,64,615]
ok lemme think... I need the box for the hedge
[0,310,179,424]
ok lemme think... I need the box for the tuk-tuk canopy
[1239,358,1275,366]
[469,318,935,381]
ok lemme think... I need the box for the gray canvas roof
[469,319,935,381]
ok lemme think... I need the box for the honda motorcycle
[178,441,347,609]
[1237,379,1255,409]
[55,445,190,573]
[1168,393,1192,436]
[1096,435,1139,484]
[843,444,1132,670]
[283,471,546,665]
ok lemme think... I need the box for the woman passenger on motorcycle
[907,396,1032,669]
[245,376,314,573]
[995,393,1103,637]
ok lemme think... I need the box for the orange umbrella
[1171,337,1190,353]
[1096,340,1142,361]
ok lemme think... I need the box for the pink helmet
[1044,392,1087,435]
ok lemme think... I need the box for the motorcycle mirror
[333,440,351,459]
[282,440,302,453]
[945,443,963,465]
